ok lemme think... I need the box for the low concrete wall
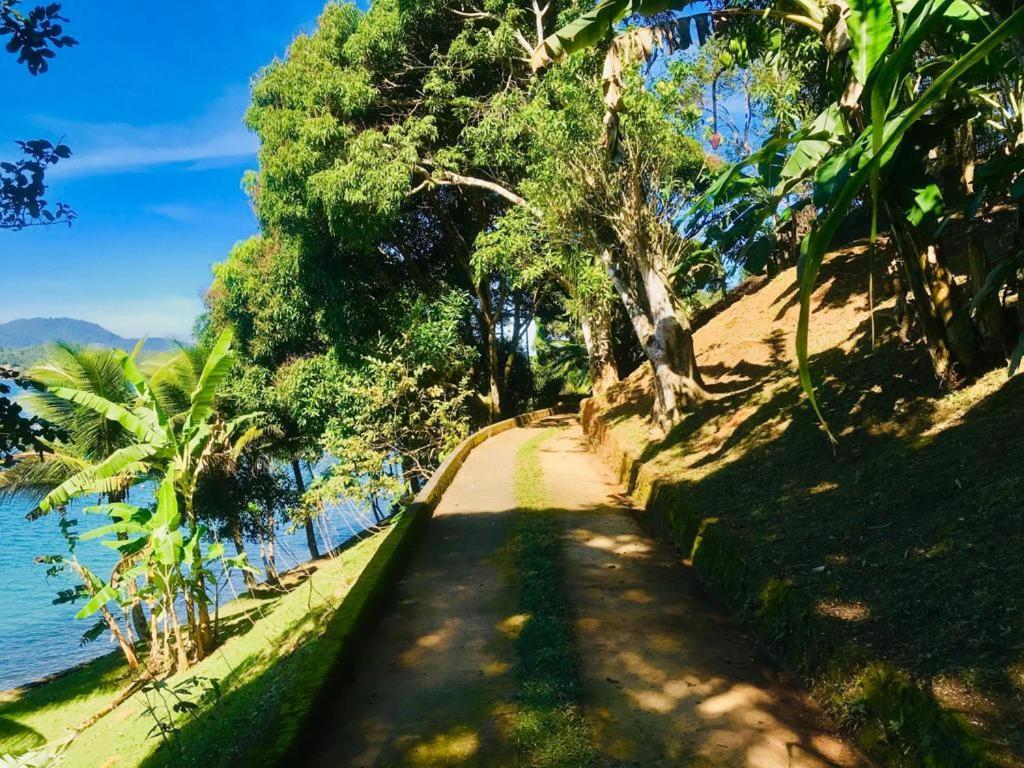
[274,405,566,766]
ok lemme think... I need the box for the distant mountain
[0,318,178,359]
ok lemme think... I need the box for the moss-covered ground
[510,428,595,768]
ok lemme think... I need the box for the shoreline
[0,517,393,698]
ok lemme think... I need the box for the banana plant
[77,475,256,671]
[793,3,1024,437]
[33,329,257,662]
[534,0,1024,437]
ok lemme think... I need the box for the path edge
[579,397,998,768]
[270,404,571,767]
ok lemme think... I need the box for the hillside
[0,318,177,368]
[585,241,1024,766]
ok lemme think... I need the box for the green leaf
[906,183,944,226]
[102,536,148,557]
[75,584,118,619]
[48,387,163,445]
[847,0,895,85]
[152,475,180,529]
[80,521,147,541]
[795,5,1024,438]
[82,502,143,520]
[186,329,234,430]
[151,527,184,566]
[532,0,694,67]
[38,443,160,512]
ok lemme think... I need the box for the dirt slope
[592,244,1024,764]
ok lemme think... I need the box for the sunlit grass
[511,428,595,768]
[0,528,392,767]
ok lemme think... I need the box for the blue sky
[0,1,334,339]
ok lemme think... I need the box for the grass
[586,251,1024,765]
[510,428,595,768]
[0,524,396,767]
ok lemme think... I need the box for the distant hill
[0,318,179,368]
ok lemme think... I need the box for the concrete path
[306,426,537,768]
[306,417,867,767]
[539,422,868,768]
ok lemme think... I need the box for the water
[0,479,384,690]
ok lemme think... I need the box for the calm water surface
[0,479,381,690]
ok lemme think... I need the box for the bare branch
[414,165,543,218]
[531,0,548,46]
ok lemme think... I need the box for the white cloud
[144,203,201,222]
[40,87,258,180]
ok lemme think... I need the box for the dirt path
[306,426,541,768]
[306,418,867,767]
[539,421,869,768]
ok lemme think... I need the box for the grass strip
[0,526,395,767]
[511,428,595,768]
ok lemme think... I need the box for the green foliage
[533,320,591,402]
[305,292,474,510]
[1,2,77,230]
[17,332,260,673]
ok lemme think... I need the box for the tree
[242,0,578,420]
[30,331,257,670]
[1,0,76,230]
[497,54,713,425]
[195,450,297,590]
[534,0,1024,436]
[0,364,60,466]
[0,344,155,640]
[282,293,473,515]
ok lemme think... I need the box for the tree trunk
[580,308,619,396]
[485,322,503,420]
[101,607,139,670]
[262,517,280,585]
[966,228,1005,358]
[231,525,257,592]
[638,254,706,426]
[922,242,983,372]
[291,460,319,560]
[598,246,704,429]
[110,490,149,641]
[184,498,212,661]
[890,213,955,379]
[68,559,139,670]
[503,295,524,388]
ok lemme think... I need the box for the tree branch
[418,166,543,218]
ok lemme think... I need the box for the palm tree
[0,343,136,506]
